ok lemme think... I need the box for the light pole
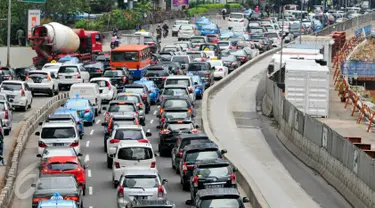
[6,0,11,67]
[299,0,303,43]
[279,9,284,83]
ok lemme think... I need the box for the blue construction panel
[342,61,375,77]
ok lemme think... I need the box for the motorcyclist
[162,23,169,37]
[111,34,119,49]
[156,25,162,42]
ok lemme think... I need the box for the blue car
[200,24,220,36]
[220,30,235,40]
[37,193,77,208]
[134,78,160,104]
[195,17,212,30]
[57,55,80,64]
[53,109,84,138]
[192,75,205,99]
[62,97,95,126]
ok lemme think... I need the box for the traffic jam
[5,5,348,208]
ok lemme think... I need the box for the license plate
[204,184,224,188]
[53,143,65,146]
[65,76,72,79]
[135,196,147,199]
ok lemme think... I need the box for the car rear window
[185,151,220,162]
[58,66,78,73]
[229,13,244,19]
[91,80,108,87]
[47,162,78,171]
[0,103,6,111]
[171,56,189,64]
[123,175,158,188]
[188,63,207,71]
[198,165,230,178]
[104,70,123,76]
[165,79,189,86]
[164,112,190,120]
[265,33,278,38]
[123,87,144,94]
[41,127,76,139]
[1,83,22,91]
[200,198,240,207]
[218,42,229,46]
[108,103,136,112]
[37,177,76,190]
[180,25,193,30]
[181,138,208,148]
[190,38,205,43]
[186,53,202,59]
[164,100,189,108]
[114,129,143,140]
[116,95,140,102]
[145,68,169,76]
[28,72,48,79]
[118,147,153,160]
[164,88,188,96]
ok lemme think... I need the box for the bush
[75,19,104,31]
[187,7,209,16]
[199,3,225,9]
[228,3,241,8]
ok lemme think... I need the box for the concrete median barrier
[0,92,69,208]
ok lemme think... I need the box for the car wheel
[159,145,166,157]
[95,109,99,117]
[104,141,107,152]
[83,185,86,196]
[176,166,180,174]
[87,121,93,126]
[182,180,189,191]
[4,129,9,136]
[49,89,54,97]
[28,99,32,109]
[106,155,113,169]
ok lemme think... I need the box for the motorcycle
[110,42,115,49]
[163,29,168,38]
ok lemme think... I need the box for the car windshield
[37,177,76,190]
[47,162,78,171]
[200,199,240,207]
[229,13,243,19]
[177,43,189,48]
[104,70,123,77]
[111,52,139,62]
[290,23,300,29]
[116,95,139,102]
[108,104,135,112]
[145,68,169,76]
[164,100,189,108]
[190,38,205,43]
[123,175,158,188]
[41,127,76,139]
[164,112,190,120]
[124,88,144,94]
[218,42,229,46]
[164,88,188,96]
[185,151,220,162]
[198,165,230,178]
[58,66,78,73]
[265,33,278,38]
[171,56,189,64]
[91,80,108,87]
[209,61,223,67]
[188,63,207,71]
[165,79,189,86]
[115,129,143,140]
[1,83,22,91]
[118,147,153,160]
[168,123,193,131]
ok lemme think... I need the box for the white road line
[147,129,150,133]
[96,120,101,124]
[89,186,93,195]
[84,155,90,162]
[150,119,154,124]
[90,129,94,135]
[87,169,92,177]
[86,141,90,147]
[89,207,93,208]
[103,111,106,115]
[153,110,157,115]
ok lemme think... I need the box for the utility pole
[299,0,303,43]
[279,8,284,83]
[6,0,11,67]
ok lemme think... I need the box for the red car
[41,156,87,195]
[206,34,220,44]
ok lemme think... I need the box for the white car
[90,77,117,102]
[217,41,236,51]
[178,25,199,41]
[69,83,102,116]
[186,51,208,62]
[202,51,216,60]
[208,60,229,79]
[107,125,152,168]
[264,32,281,47]
[57,64,90,90]
[228,12,247,28]
[42,63,62,77]
[0,100,12,135]
[161,45,183,54]
[26,70,59,97]
[0,81,33,111]
[115,168,168,207]
[172,20,191,36]
[35,122,81,155]
[111,142,156,183]
[164,75,196,103]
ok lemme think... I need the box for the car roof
[164,85,187,88]
[38,199,76,207]
[197,188,240,197]
[184,142,218,151]
[90,77,111,81]
[114,125,142,130]
[42,122,76,128]
[122,168,159,176]
[179,133,209,139]
[125,84,145,88]
[111,112,137,119]
[29,70,49,74]
[117,92,142,97]
[165,75,190,79]
[129,199,175,207]
[195,159,230,167]
[2,80,24,84]
[109,100,137,105]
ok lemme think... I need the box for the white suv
[57,64,90,90]
[228,12,247,28]
[0,81,33,111]
[107,125,152,168]
[35,121,80,155]
[26,70,59,97]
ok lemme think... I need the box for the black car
[103,67,133,92]
[161,62,185,75]
[83,61,105,79]
[158,120,199,157]
[31,174,84,208]
[187,62,214,89]
[144,36,159,53]
[221,55,239,72]
[189,159,237,200]
[96,55,111,68]
[14,67,32,81]
[171,133,210,173]
[158,108,192,129]
[157,96,194,119]
[179,143,227,190]
[186,188,250,207]
[123,84,151,113]
[144,65,170,89]
[228,50,250,65]
[159,52,174,62]
[0,67,15,80]
[126,199,176,207]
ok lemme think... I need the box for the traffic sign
[18,0,46,3]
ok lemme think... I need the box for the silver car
[116,93,146,125]
[0,100,12,135]
[178,24,198,41]
[115,168,168,207]
[0,93,7,101]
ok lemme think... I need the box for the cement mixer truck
[29,22,103,68]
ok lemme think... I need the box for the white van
[69,83,102,116]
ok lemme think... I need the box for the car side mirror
[77,153,83,157]
[101,123,107,127]
[221,149,227,154]
[35,132,40,136]
[36,154,42,158]
[195,125,199,129]
[185,200,193,205]
[162,179,168,185]
[146,132,152,137]
[243,197,250,203]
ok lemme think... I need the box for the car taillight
[151,161,156,168]
[240,20,244,22]
[179,149,183,157]
[162,77,167,80]
[195,85,200,89]
[205,73,210,77]
[188,87,193,93]
[114,162,120,168]
[21,89,25,96]
[161,96,165,101]
[32,198,49,203]
[8,75,12,80]
[118,185,124,197]
[217,68,223,71]
[96,69,102,72]
[161,129,171,134]
[240,57,246,60]
[5,110,8,120]
[106,81,111,89]
[183,162,188,174]
[231,173,236,184]
[70,140,79,147]
[74,73,81,79]
[142,95,147,100]
[158,185,164,197]
[231,62,236,66]
[193,176,199,187]
[160,117,165,123]
[38,141,47,148]
[122,76,127,83]
[84,109,90,113]
[64,196,79,201]
[191,129,198,133]
[228,19,232,22]
[138,139,149,143]
[110,139,120,143]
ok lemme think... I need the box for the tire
[87,121,93,126]
[49,89,53,97]
[107,156,113,169]
[29,99,32,109]
[182,180,189,191]
[83,185,86,196]
[95,109,99,117]
[4,129,9,136]
[159,145,167,157]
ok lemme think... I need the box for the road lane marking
[87,169,92,177]
[84,155,90,162]
[147,129,150,133]
[153,110,157,115]
[90,129,94,135]
[96,120,101,124]
[89,207,93,208]
[103,111,106,115]
[86,141,90,147]
[150,119,154,124]
[89,186,93,195]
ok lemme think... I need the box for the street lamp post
[6,0,11,67]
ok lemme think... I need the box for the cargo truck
[29,22,103,68]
